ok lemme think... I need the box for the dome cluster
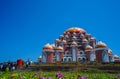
[43,43,63,50]
[43,27,108,50]
[42,27,119,63]
[43,27,119,62]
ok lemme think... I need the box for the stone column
[72,46,77,62]
[90,51,95,61]
[102,51,109,63]
[42,51,46,63]
[56,52,60,61]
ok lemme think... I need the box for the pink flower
[56,72,64,78]
[20,76,23,79]
[77,74,88,79]
[48,77,52,79]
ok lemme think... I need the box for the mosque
[40,27,119,63]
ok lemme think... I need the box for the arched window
[78,58,81,62]
[67,52,69,55]
[68,58,72,62]
[83,58,86,62]
[64,58,67,62]
[80,52,83,54]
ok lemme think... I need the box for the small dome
[85,33,91,36]
[43,43,53,50]
[66,27,85,34]
[83,39,88,42]
[67,32,70,34]
[81,34,84,37]
[108,49,112,55]
[95,41,107,48]
[62,40,66,43]
[85,45,93,50]
[57,46,63,50]
[38,56,42,58]
[90,37,96,41]
[56,39,61,42]
[114,55,119,58]
[114,55,119,61]
[60,35,64,38]
[73,32,76,34]
[64,32,66,34]
[73,36,77,39]
[65,35,69,38]
[72,41,77,45]
[51,44,56,49]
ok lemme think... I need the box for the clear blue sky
[0,0,120,62]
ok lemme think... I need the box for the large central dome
[66,27,85,33]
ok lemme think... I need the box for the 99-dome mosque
[40,27,119,63]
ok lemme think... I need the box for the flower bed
[0,70,119,79]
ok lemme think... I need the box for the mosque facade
[41,27,119,63]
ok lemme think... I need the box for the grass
[0,68,119,79]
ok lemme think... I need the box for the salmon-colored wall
[95,50,103,63]
[60,52,64,61]
[85,51,90,61]
[46,52,53,63]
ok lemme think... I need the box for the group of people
[0,62,16,72]
[26,60,33,68]
[0,59,33,72]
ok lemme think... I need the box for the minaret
[114,55,119,62]
[56,46,64,62]
[82,38,88,50]
[108,49,114,62]
[90,37,96,61]
[95,41,109,63]
[90,37,96,48]
[85,45,95,61]
[38,56,42,62]
[71,41,78,62]
[85,33,91,41]
[42,51,46,63]
[55,39,61,47]
[42,43,54,63]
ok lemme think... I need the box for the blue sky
[0,0,120,62]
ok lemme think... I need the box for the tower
[95,41,109,63]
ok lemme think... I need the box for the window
[67,52,69,55]
[78,58,81,62]
[68,58,71,62]
[83,58,85,61]
[80,52,83,54]
[64,58,67,62]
